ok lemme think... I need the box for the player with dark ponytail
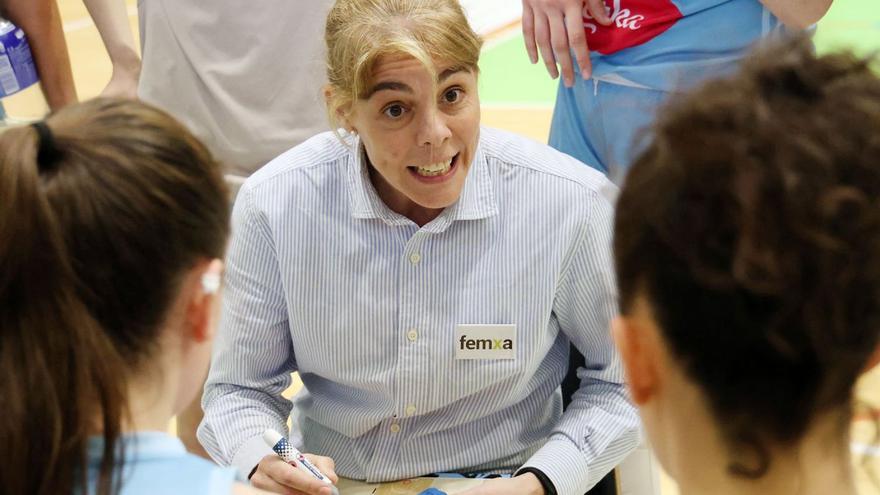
[0,98,264,495]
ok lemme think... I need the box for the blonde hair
[324,0,483,128]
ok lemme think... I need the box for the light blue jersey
[85,432,238,495]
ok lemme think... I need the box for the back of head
[614,38,880,474]
[0,98,229,495]
[323,0,482,127]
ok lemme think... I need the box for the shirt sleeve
[198,184,297,478]
[517,188,640,495]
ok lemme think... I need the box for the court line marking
[483,22,522,49]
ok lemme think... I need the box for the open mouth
[408,153,459,180]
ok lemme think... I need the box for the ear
[184,259,224,344]
[322,84,335,108]
[612,316,660,405]
[323,85,355,133]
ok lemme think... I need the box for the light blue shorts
[549,78,669,185]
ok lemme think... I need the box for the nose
[416,107,452,149]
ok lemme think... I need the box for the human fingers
[522,2,538,64]
[249,470,300,495]
[547,9,575,86]
[533,9,559,79]
[303,454,338,484]
[586,0,613,25]
[564,2,592,80]
[252,455,331,495]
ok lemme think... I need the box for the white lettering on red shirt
[583,0,684,55]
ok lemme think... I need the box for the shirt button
[407,329,418,342]
[390,423,401,433]
[409,252,421,265]
[405,405,417,416]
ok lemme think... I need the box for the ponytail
[0,97,228,495]
[0,123,127,495]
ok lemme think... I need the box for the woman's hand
[250,454,339,495]
[521,0,612,86]
[456,473,545,495]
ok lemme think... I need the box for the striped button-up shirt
[199,127,640,495]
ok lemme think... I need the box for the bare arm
[4,0,77,110]
[82,0,140,98]
[759,0,833,29]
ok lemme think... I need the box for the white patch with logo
[454,324,516,360]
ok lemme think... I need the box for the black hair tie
[31,121,62,171]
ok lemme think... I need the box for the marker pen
[262,429,340,495]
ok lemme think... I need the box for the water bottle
[0,17,39,99]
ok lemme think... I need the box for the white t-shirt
[138,0,333,177]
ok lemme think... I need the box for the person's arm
[521,0,611,86]
[198,185,296,475]
[759,0,833,29]
[458,185,638,495]
[199,185,338,495]
[517,187,640,495]
[81,0,140,98]
[4,0,77,109]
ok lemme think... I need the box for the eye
[382,104,406,119]
[442,88,463,104]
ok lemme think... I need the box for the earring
[200,259,224,294]
[201,272,221,294]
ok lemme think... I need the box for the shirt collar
[345,131,498,231]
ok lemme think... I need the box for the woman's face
[344,54,481,221]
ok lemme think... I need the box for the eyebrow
[366,81,412,98]
[364,66,470,99]
[439,65,468,82]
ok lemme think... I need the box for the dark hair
[614,38,880,476]
[0,98,229,495]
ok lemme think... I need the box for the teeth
[414,158,453,177]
